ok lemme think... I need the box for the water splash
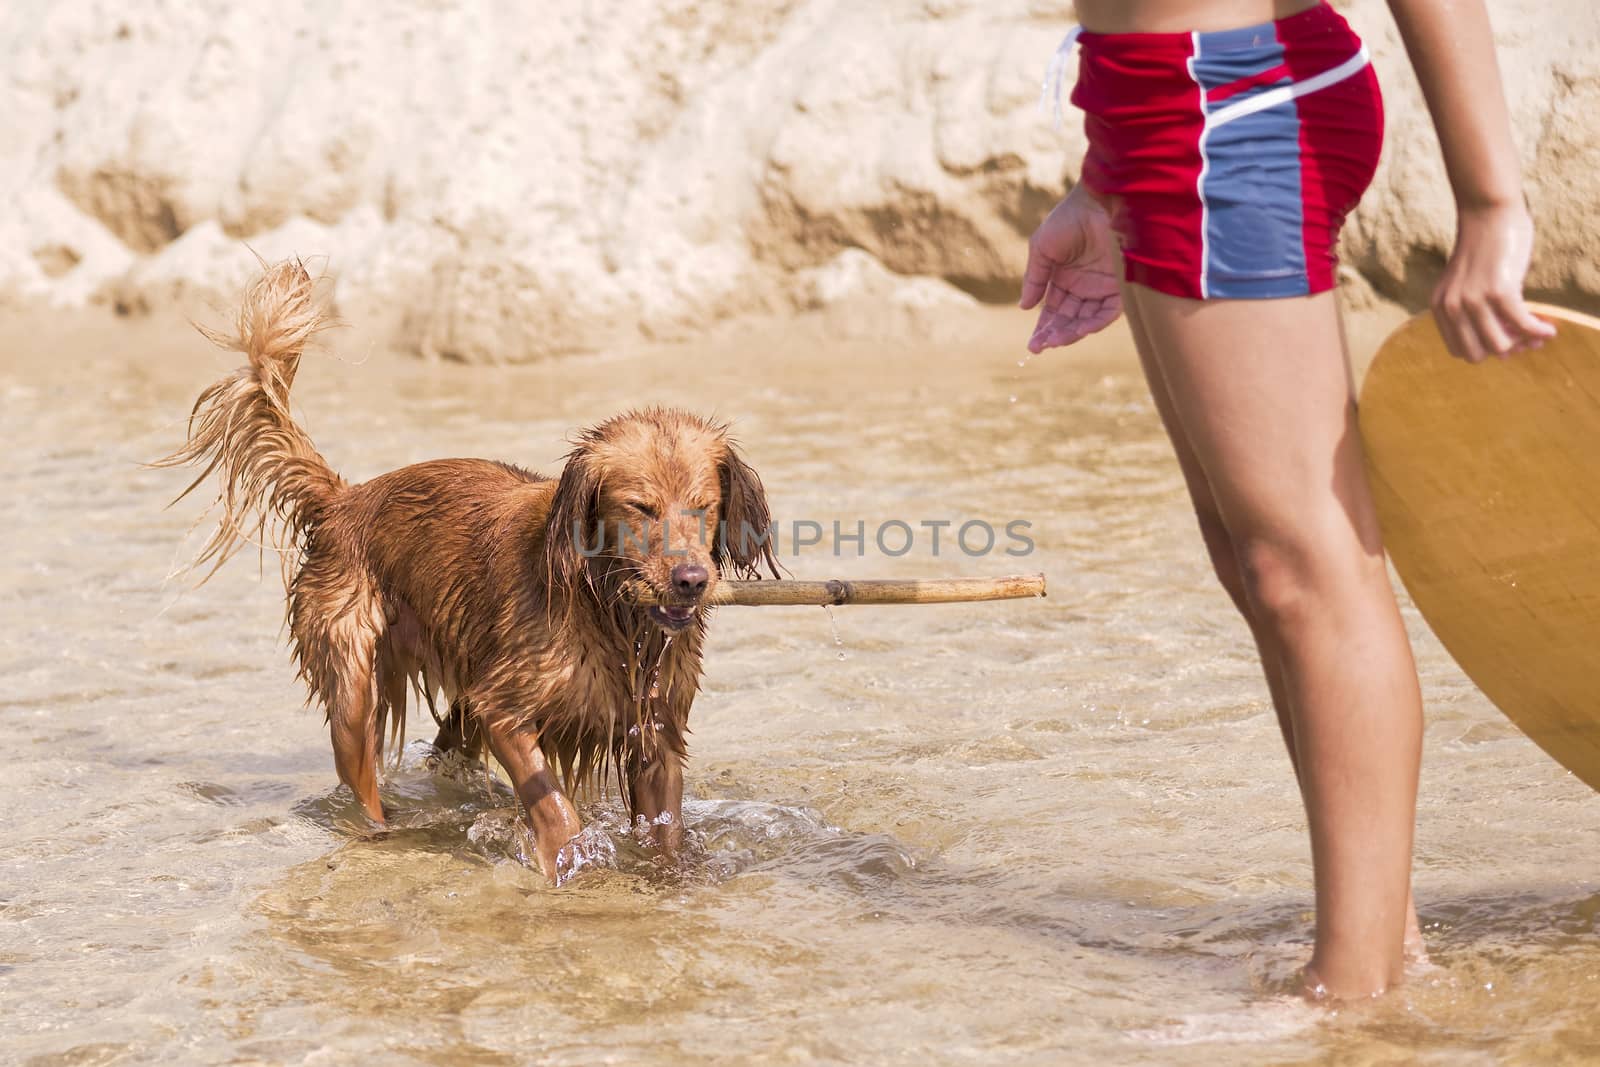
[464,811,619,883]
[460,796,876,889]
[552,824,619,886]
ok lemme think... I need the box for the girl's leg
[1120,283,1423,998]
[1122,301,1299,770]
[1124,295,1426,965]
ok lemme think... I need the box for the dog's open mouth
[647,604,697,631]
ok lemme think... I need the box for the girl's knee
[1235,535,1316,626]
[1231,523,1386,628]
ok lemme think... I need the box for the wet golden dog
[158,261,777,881]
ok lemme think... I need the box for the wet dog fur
[156,261,778,880]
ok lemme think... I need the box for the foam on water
[1126,998,1320,1046]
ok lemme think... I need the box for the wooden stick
[626,573,1046,607]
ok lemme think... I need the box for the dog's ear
[716,442,781,579]
[543,446,603,602]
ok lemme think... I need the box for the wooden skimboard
[1359,303,1600,791]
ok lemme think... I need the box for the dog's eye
[627,500,659,521]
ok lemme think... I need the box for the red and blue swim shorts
[1064,2,1384,300]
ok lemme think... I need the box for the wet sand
[2,302,1597,1064]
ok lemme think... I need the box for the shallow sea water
[2,308,1596,1065]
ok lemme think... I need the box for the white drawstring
[1039,26,1083,129]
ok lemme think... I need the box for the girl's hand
[1021,185,1123,353]
[1432,202,1555,362]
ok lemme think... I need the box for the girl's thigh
[1120,283,1381,557]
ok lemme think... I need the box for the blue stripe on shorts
[1191,28,1311,298]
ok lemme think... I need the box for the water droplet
[1007,352,1035,408]
[822,605,847,660]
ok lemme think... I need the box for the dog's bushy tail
[154,259,342,584]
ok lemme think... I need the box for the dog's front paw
[548,826,617,886]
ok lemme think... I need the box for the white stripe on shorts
[1204,44,1371,131]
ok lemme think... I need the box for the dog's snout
[671,563,709,599]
